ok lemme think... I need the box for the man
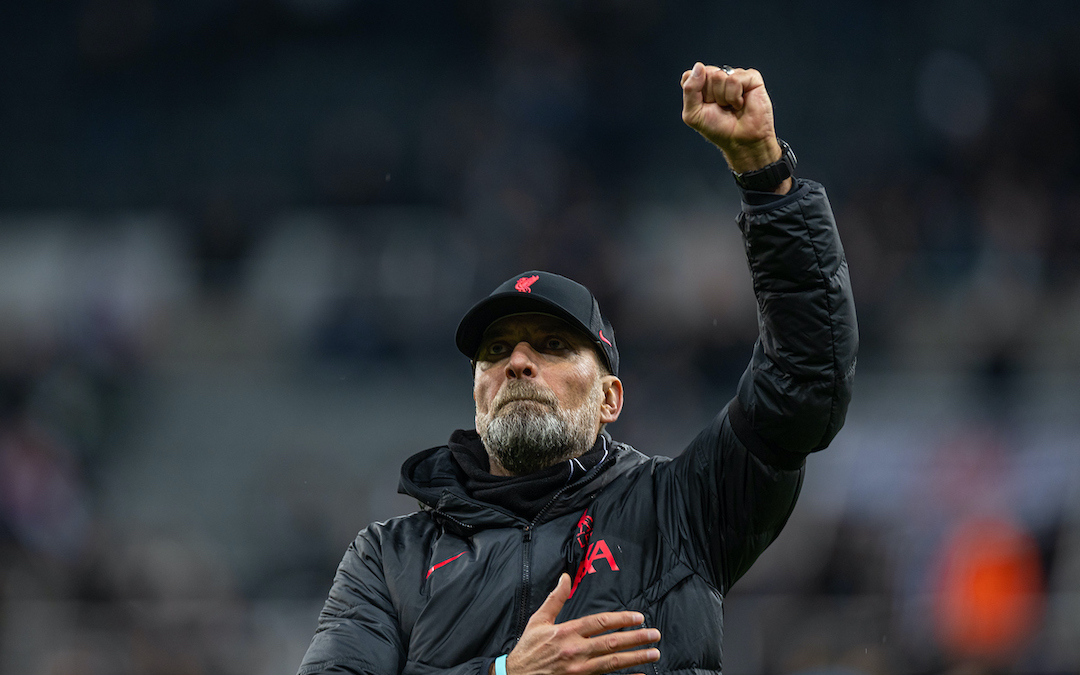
[298,63,858,675]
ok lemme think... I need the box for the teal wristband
[494,654,508,675]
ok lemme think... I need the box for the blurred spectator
[0,412,90,562]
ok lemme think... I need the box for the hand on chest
[408,508,658,664]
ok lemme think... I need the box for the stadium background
[1,1,1078,673]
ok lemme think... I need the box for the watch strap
[732,138,797,191]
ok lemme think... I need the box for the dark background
[1,1,1078,673]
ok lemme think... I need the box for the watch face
[778,140,797,169]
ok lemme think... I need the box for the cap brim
[455,292,594,361]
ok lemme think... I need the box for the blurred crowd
[1,0,1079,673]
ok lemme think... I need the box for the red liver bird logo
[515,275,540,293]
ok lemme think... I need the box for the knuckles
[551,624,573,641]
[563,662,587,675]
[602,654,627,672]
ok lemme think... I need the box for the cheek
[473,373,494,413]
[562,361,600,405]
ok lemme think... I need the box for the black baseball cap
[456,271,619,376]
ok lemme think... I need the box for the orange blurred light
[933,516,1045,663]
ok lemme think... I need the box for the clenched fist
[681,62,789,191]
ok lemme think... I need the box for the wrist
[723,137,782,174]
[732,138,797,193]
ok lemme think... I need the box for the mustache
[492,382,559,411]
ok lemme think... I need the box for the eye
[544,336,567,351]
[484,342,508,358]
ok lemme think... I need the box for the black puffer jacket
[298,180,858,675]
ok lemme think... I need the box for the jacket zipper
[513,451,617,637]
[516,526,533,636]
[436,510,475,534]
[532,449,615,526]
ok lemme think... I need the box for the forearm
[734,180,858,454]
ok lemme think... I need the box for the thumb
[529,573,571,626]
[681,62,705,125]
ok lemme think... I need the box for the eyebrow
[482,321,578,342]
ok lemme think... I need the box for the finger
[741,68,767,105]
[680,69,691,87]
[528,573,571,626]
[584,627,661,657]
[724,68,768,113]
[743,67,765,90]
[586,647,661,675]
[717,69,745,111]
[700,65,725,104]
[571,610,646,637]
[700,66,733,110]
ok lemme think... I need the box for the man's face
[473,313,623,476]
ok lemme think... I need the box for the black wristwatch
[732,138,797,191]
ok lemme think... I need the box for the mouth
[494,386,559,412]
[498,397,552,411]
[490,381,559,414]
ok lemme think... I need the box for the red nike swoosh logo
[426,552,466,579]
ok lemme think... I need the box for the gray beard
[476,381,600,476]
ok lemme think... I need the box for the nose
[504,341,538,379]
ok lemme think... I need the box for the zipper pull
[522,526,532,542]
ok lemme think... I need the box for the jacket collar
[398,430,647,531]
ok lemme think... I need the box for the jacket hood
[398,429,649,531]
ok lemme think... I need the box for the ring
[720,65,735,74]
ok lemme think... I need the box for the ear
[598,375,623,425]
